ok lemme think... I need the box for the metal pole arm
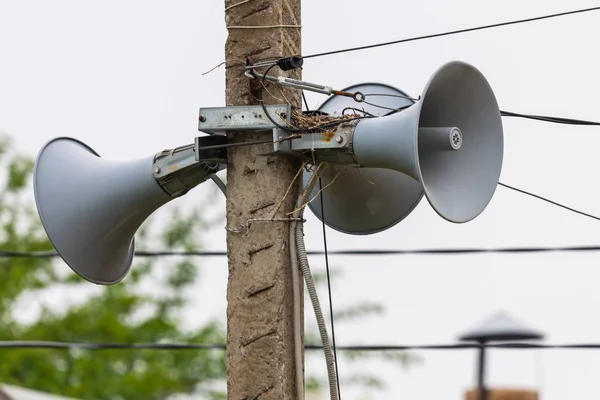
[152,137,227,198]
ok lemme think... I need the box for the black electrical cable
[257,67,600,130]
[3,341,600,351]
[318,177,342,399]
[4,183,600,260]
[302,90,310,111]
[193,109,600,155]
[301,6,600,60]
[501,111,600,126]
[0,341,226,350]
[382,104,413,116]
[325,343,600,350]
[499,183,600,222]
[5,245,600,260]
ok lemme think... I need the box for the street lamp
[458,311,544,400]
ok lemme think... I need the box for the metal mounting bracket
[198,105,291,135]
[272,128,292,153]
[271,121,355,154]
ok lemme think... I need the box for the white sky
[2,0,600,399]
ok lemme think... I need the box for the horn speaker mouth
[417,61,503,223]
[33,137,136,285]
[303,82,424,235]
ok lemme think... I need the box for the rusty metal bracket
[267,120,357,165]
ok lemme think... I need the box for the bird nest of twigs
[290,109,360,132]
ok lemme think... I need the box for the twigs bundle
[291,109,360,133]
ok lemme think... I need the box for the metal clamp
[270,120,359,167]
[153,144,224,199]
[198,105,291,135]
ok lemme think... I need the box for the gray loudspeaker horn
[304,83,424,235]
[306,61,504,232]
[33,137,219,285]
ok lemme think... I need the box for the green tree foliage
[0,136,226,399]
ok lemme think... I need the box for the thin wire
[224,0,253,11]
[3,341,600,351]
[319,177,342,399]
[501,110,600,126]
[6,245,600,259]
[210,174,227,197]
[196,139,272,151]
[0,341,226,350]
[361,100,401,112]
[302,90,310,111]
[342,107,376,117]
[4,184,599,259]
[301,6,600,59]
[364,93,420,102]
[499,182,600,222]
[327,343,600,350]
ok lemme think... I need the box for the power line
[3,245,600,260]
[0,183,597,261]
[301,6,600,60]
[318,177,342,398]
[501,111,600,126]
[0,341,226,350]
[1,341,600,351]
[499,183,600,222]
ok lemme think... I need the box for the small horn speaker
[33,137,173,285]
[303,83,424,235]
[305,61,503,232]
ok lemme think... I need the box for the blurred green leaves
[0,135,226,399]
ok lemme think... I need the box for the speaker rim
[33,137,136,285]
[416,61,503,223]
[305,82,425,235]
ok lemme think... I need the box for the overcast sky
[2,1,600,399]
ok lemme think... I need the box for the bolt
[199,115,206,123]
[280,112,287,119]
[335,135,343,144]
[450,128,462,150]
[153,165,161,174]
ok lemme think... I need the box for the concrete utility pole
[224,0,302,399]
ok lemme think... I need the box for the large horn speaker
[34,137,173,285]
[303,83,424,235]
[305,61,503,233]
